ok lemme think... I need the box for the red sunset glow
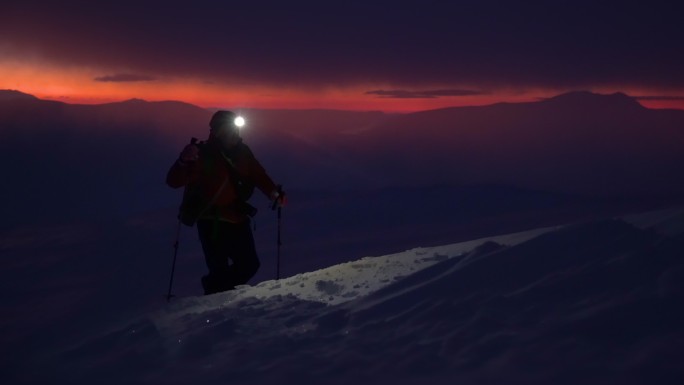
[3,62,682,112]
[0,61,530,111]
[2,2,683,112]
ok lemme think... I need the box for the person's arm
[166,143,200,188]
[244,146,278,198]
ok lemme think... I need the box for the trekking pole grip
[271,184,284,211]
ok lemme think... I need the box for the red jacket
[167,138,276,223]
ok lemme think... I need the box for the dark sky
[1,0,683,109]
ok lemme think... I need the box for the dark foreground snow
[11,208,683,385]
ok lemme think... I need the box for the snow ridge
[30,209,684,384]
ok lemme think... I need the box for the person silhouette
[166,110,285,294]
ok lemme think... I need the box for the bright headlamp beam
[234,116,246,128]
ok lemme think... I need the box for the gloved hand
[270,188,287,209]
[179,143,199,163]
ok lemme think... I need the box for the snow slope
[23,207,684,385]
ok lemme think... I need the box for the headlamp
[234,116,246,128]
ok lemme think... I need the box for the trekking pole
[165,136,198,301]
[277,204,282,280]
[166,218,182,301]
[271,185,284,280]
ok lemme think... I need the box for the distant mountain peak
[114,97,201,110]
[121,98,148,104]
[551,90,631,100]
[0,89,38,101]
[544,91,644,110]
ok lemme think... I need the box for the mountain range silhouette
[1,90,683,225]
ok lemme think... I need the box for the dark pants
[197,219,260,295]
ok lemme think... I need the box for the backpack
[177,141,255,227]
[220,149,255,202]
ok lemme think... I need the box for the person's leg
[197,220,233,294]
[225,220,261,286]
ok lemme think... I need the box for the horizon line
[2,88,684,113]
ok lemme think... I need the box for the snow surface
[14,207,684,385]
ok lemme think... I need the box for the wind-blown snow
[22,208,684,385]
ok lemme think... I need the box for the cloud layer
[94,74,156,82]
[365,89,485,99]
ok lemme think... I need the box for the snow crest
[18,209,684,384]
